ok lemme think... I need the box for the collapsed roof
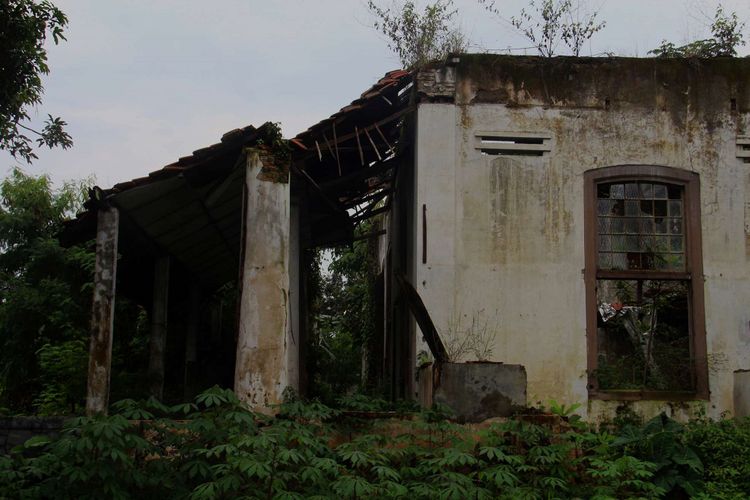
[62,69,415,299]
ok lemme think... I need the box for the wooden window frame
[584,165,709,400]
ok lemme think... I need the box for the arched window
[584,166,708,400]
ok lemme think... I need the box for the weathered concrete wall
[420,362,527,422]
[414,56,750,421]
[0,417,64,454]
[235,149,297,412]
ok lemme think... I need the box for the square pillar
[234,149,297,412]
[86,206,119,415]
[148,256,170,401]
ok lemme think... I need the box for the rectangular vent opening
[475,131,552,156]
[736,137,750,163]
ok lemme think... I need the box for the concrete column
[234,149,295,412]
[148,256,170,401]
[183,282,200,400]
[86,206,119,416]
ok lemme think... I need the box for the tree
[307,222,380,402]
[0,0,73,163]
[650,5,746,58]
[0,169,91,412]
[0,170,151,414]
[367,0,468,69]
[478,0,605,57]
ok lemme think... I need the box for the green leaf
[23,435,51,448]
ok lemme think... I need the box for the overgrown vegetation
[650,5,746,58]
[367,0,467,69]
[2,388,749,499]
[0,169,149,415]
[308,222,380,403]
[441,310,497,362]
[478,0,606,57]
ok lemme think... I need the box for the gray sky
[3,0,750,188]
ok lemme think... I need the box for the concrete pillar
[234,149,296,412]
[183,282,200,400]
[86,206,119,416]
[148,256,170,401]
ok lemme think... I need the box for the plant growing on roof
[478,0,606,57]
[367,0,468,69]
[650,5,745,58]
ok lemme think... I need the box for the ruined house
[67,55,750,422]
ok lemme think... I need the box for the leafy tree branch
[0,0,73,163]
[367,0,468,69]
[650,5,746,58]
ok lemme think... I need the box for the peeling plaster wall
[414,56,750,421]
[235,150,297,413]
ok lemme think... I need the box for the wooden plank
[355,126,365,166]
[395,273,449,363]
[332,122,342,176]
[318,157,396,193]
[297,106,414,158]
[365,127,383,160]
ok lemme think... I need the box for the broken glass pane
[595,279,693,391]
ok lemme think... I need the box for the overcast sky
[3,0,750,188]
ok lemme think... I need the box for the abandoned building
[65,55,750,422]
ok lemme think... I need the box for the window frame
[584,165,708,400]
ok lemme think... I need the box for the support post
[148,256,170,401]
[86,206,119,416]
[183,282,200,400]
[234,149,296,412]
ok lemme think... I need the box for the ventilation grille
[737,136,750,163]
[475,131,552,156]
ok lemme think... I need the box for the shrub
[2,390,748,499]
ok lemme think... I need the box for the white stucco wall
[413,61,750,421]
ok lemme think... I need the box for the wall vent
[475,131,552,156]
[737,136,750,163]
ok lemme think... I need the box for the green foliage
[254,121,291,162]
[2,389,749,498]
[34,340,88,414]
[613,413,704,496]
[0,0,73,162]
[0,169,148,414]
[308,222,381,402]
[686,416,750,498]
[650,6,746,58]
[367,0,467,69]
[0,169,93,413]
